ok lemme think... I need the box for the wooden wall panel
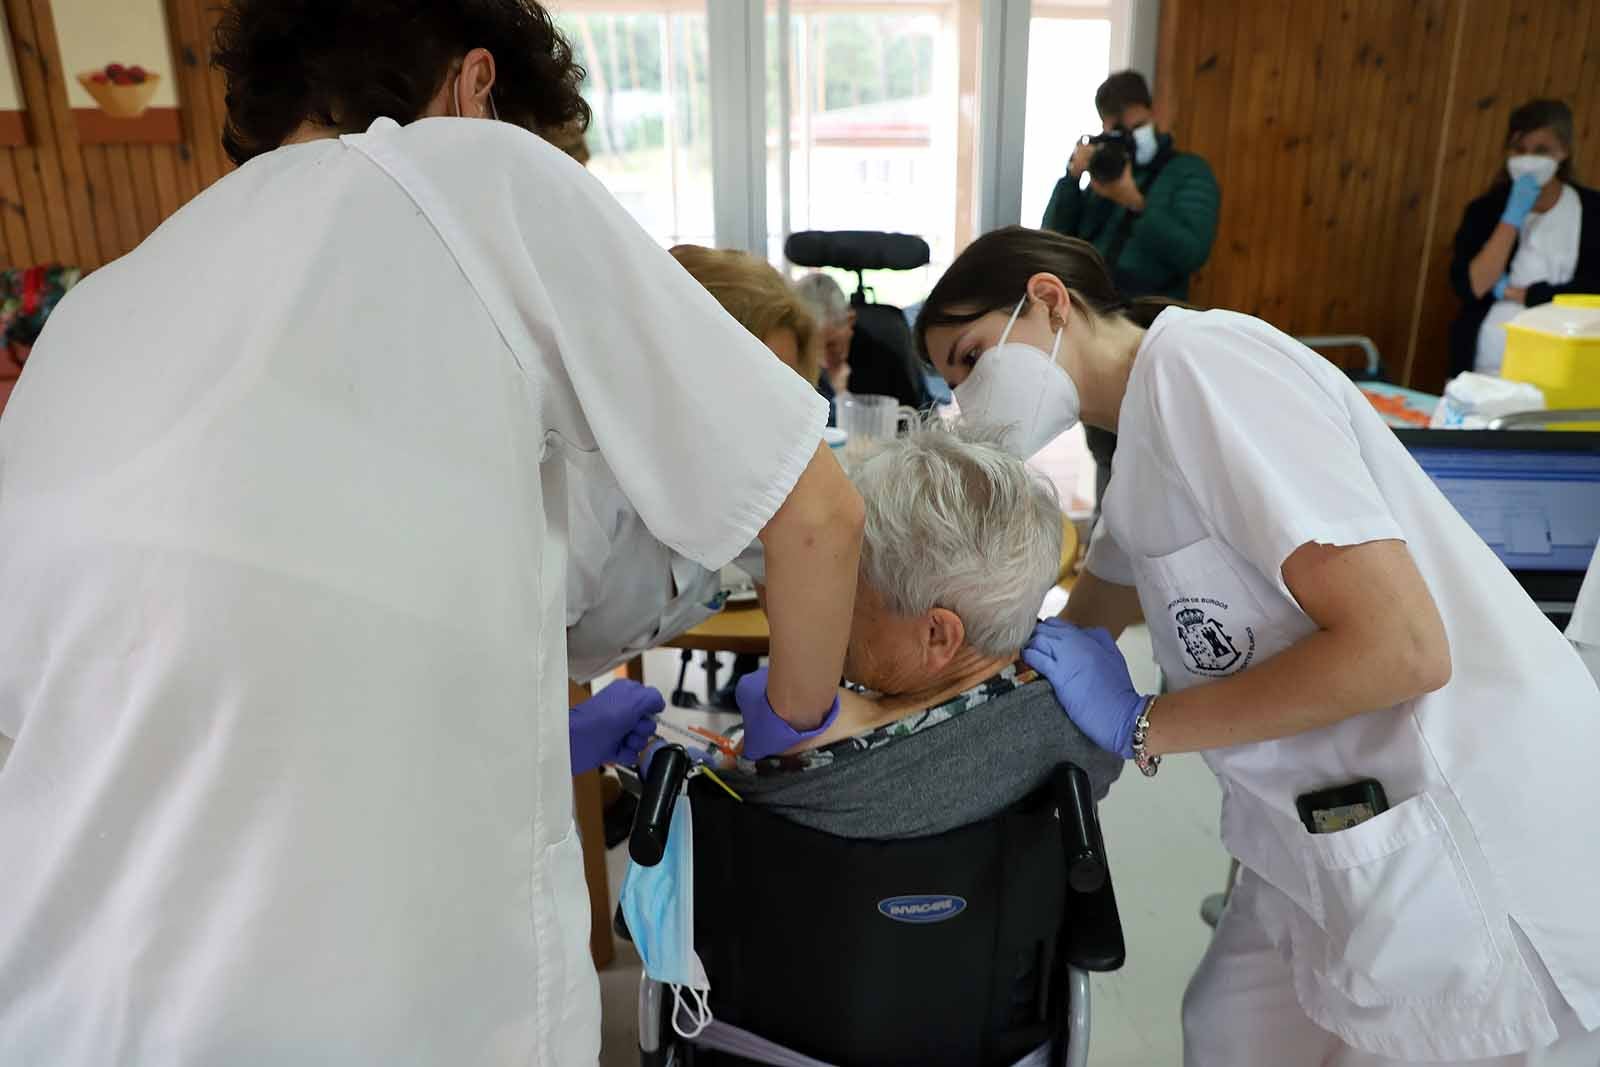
[1157,0,1597,392]
[0,0,230,271]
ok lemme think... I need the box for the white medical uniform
[1566,544,1600,683]
[1086,308,1600,1064]
[0,117,825,1064]
[1475,184,1583,374]
[565,454,720,682]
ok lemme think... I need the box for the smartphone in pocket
[1296,779,1389,834]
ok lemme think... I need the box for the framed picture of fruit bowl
[52,0,180,144]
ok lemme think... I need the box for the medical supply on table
[1501,298,1600,420]
[1429,371,1546,429]
[1358,382,1438,428]
[823,426,848,458]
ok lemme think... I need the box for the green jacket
[1041,134,1219,301]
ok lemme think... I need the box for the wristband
[740,691,841,761]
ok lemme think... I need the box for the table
[657,514,1081,660]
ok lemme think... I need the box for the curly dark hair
[213,0,589,165]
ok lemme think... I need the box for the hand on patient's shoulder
[1023,619,1146,760]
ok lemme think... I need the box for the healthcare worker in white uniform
[0,2,865,1064]
[916,226,1600,1066]
[1567,545,1600,683]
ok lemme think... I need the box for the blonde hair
[670,245,820,385]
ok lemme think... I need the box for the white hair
[795,272,851,326]
[851,420,1063,656]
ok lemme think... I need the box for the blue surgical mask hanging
[619,791,713,1039]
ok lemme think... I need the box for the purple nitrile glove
[1502,172,1541,228]
[1023,618,1149,760]
[734,666,841,761]
[569,680,665,775]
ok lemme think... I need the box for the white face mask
[953,297,1081,459]
[1506,154,1558,186]
[1132,122,1159,166]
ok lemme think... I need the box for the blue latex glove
[1492,274,1510,301]
[1501,173,1541,228]
[734,667,841,761]
[569,680,665,775]
[1022,618,1149,760]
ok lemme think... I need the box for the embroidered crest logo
[1176,606,1241,674]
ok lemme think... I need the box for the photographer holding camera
[1043,70,1219,505]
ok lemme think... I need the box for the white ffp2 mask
[953,297,1080,458]
[1506,154,1558,186]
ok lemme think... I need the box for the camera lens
[1088,139,1129,184]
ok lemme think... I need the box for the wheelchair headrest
[786,230,931,273]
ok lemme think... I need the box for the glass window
[1019,1,1123,518]
[1020,3,1118,228]
[766,1,978,309]
[557,5,714,249]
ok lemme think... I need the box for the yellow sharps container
[1501,295,1600,426]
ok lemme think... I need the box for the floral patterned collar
[734,660,1038,777]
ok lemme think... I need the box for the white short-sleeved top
[564,452,720,683]
[0,117,824,1064]
[1086,308,1600,1059]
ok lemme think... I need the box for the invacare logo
[877,894,968,924]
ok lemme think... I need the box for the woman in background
[1449,98,1600,376]
[670,245,821,384]
[796,272,856,409]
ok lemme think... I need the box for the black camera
[1080,130,1131,184]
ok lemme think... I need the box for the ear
[923,607,966,675]
[459,47,498,118]
[1025,272,1072,332]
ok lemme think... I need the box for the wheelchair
[785,230,935,412]
[620,750,1126,1067]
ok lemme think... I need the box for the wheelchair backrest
[786,230,934,411]
[687,774,1071,1067]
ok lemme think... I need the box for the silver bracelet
[1132,696,1161,778]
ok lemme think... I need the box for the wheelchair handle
[629,744,691,868]
[1055,765,1108,894]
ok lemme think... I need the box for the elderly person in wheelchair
[728,419,1121,831]
[625,421,1127,1067]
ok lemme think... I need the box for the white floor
[595,623,1228,1067]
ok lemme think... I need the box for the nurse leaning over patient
[918,225,1600,1067]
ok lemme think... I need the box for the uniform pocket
[1301,792,1499,1007]
[1141,536,1243,589]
